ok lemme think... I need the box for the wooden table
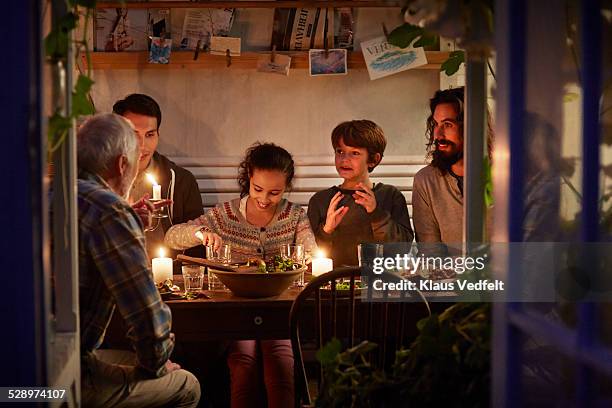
[104,275,303,347]
[104,274,450,346]
[166,284,301,341]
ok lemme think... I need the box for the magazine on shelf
[148,8,171,38]
[288,8,317,51]
[95,8,149,51]
[179,8,235,51]
[271,8,333,51]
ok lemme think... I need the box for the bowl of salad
[211,255,306,298]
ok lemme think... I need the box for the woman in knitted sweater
[165,143,316,408]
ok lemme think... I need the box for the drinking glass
[281,243,305,287]
[357,243,384,282]
[182,265,204,294]
[206,244,231,264]
[206,244,231,290]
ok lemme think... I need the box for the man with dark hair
[113,93,204,259]
[77,113,200,407]
[412,87,491,254]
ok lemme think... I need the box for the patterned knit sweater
[164,197,317,263]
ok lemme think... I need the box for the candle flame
[146,172,159,186]
[158,247,166,258]
[315,249,326,258]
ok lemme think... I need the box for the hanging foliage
[45,0,97,153]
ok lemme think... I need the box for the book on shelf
[148,8,171,38]
[271,8,352,51]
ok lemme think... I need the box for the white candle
[152,184,161,200]
[312,250,333,277]
[152,247,173,283]
[146,173,161,200]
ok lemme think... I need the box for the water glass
[207,271,226,291]
[182,265,204,294]
[358,243,384,284]
[206,244,232,264]
[281,243,305,287]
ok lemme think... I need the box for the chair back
[289,267,431,407]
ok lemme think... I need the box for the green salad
[256,255,300,273]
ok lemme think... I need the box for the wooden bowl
[210,267,305,298]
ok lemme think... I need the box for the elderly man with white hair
[76,113,200,407]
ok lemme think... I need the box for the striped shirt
[78,171,173,377]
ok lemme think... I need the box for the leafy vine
[45,0,97,153]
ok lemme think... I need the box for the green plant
[388,0,495,77]
[45,0,97,153]
[316,303,491,408]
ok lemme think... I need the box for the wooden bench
[170,155,427,216]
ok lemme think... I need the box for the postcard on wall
[149,37,172,64]
[210,36,241,56]
[179,8,235,51]
[256,54,291,76]
[309,49,348,76]
[360,36,427,80]
[95,8,149,51]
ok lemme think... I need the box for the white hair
[77,113,138,174]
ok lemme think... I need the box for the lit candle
[146,172,161,200]
[152,247,173,283]
[312,249,333,277]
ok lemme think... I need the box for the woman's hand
[195,229,223,250]
[353,182,377,214]
[323,191,349,234]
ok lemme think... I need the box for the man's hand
[131,194,172,230]
[323,191,349,234]
[164,359,181,373]
[195,230,223,250]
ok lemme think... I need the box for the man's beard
[431,142,463,171]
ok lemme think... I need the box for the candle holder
[149,198,169,219]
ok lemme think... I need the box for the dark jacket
[153,152,204,260]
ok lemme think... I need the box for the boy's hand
[323,191,349,234]
[353,182,377,213]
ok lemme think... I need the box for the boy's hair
[331,120,387,173]
[113,93,162,130]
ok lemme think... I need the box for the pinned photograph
[210,36,241,56]
[149,37,172,64]
[256,54,292,76]
[309,49,348,76]
[360,36,427,80]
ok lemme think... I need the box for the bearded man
[412,87,492,254]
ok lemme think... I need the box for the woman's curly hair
[238,142,295,197]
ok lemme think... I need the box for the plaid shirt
[78,171,173,377]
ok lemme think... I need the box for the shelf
[89,51,449,70]
[97,1,402,9]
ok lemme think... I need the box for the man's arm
[91,202,173,377]
[175,169,204,224]
[411,174,442,244]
